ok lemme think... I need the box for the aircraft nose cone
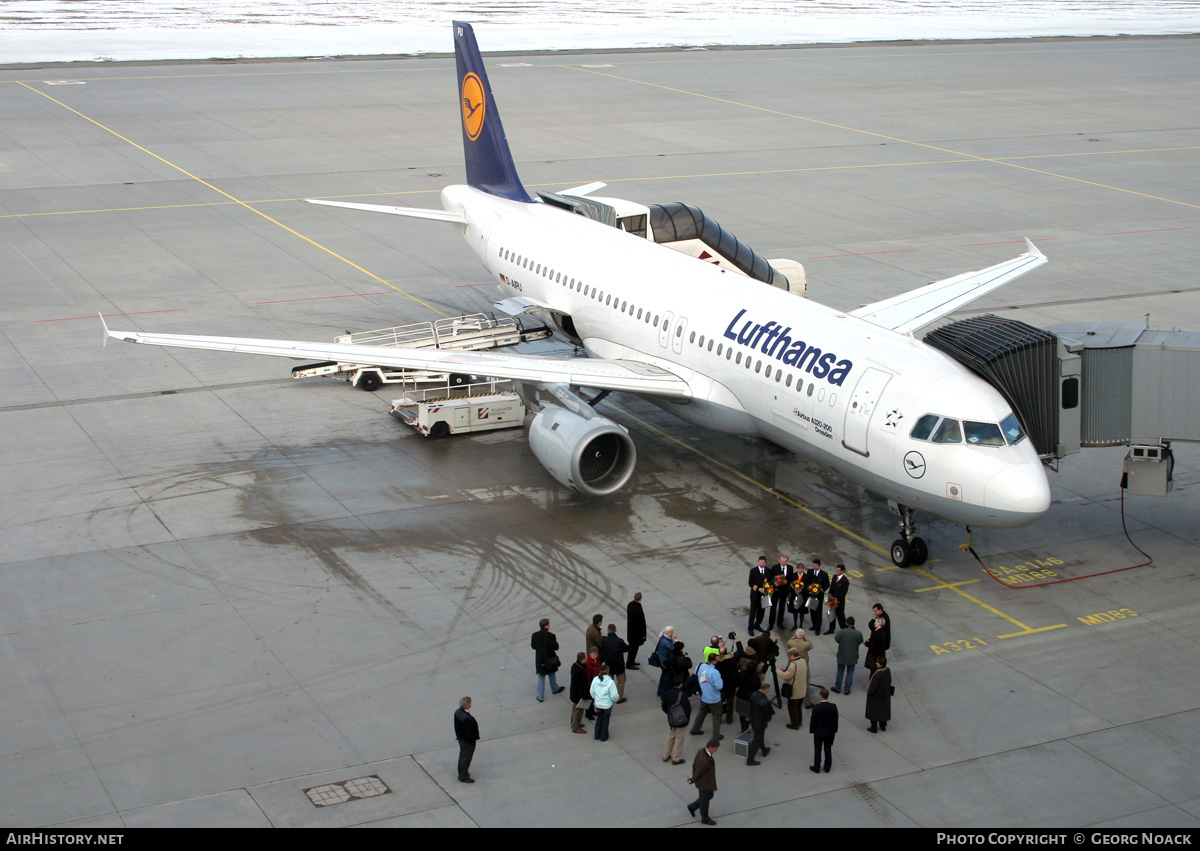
[985,461,1051,517]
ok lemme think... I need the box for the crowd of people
[453,555,897,824]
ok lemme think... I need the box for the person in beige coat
[786,629,813,691]
[787,629,813,664]
[777,648,808,729]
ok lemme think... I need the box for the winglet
[99,312,110,347]
[453,21,534,203]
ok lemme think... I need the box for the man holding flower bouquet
[825,564,850,634]
[747,556,769,635]
[801,559,831,635]
[770,555,797,631]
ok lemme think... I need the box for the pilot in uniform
[747,556,769,634]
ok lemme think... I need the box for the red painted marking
[807,249,915,259]
[1103,226,1194,236]
[38,308,187,322]
[254,291,393,305]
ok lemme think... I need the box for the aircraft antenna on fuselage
[453,21,534,203]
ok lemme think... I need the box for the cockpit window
[963,421,1005,446]
[1000,412,1027,445]
[931,418,962,444]
[910,414,939,441]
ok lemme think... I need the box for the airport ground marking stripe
[14,81,449,318]
[567,67,1200,212]
[914,579,980,592]
[907,566,1035,632]
[996,624,1069,640]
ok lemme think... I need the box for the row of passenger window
[910,412,1026,447]
[498,246,836,405]
[501,247,665,327]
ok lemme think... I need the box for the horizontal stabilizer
[559,182,607,197]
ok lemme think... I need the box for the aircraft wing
[307,199,468,225]
[102,320,692,400]
[849,239,1047,335]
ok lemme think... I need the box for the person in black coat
[666,640,693,687]
[568,652,589,734]
[454,696,480,783]
[745,682,776,765]
[626,592,647,669]
[864,617,888,672]
[747,556,769,634]
[769,555,795,630]
[825,564,850,634]
[602,624,629,702]
[866,657,893,733]
[809,688,839,773]
[734,655,762,732]
[870,603,892,650]
[531,618,565,702]
[801,559,831,634]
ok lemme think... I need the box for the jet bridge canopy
[537,192,793,290]
[647,202,789,289]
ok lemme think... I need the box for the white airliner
[103,21,1052,567]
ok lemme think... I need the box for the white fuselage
[444,184,1051,529]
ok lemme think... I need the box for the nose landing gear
[888,501,928,568]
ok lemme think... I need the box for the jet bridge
[923,315,1200,496]
[537,192,805,294]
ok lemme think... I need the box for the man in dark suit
[454,696,480,783]
[745,681,776,766]
[809,688,839,774]
[625,592,646,669]
[825,563,850,634]
[801,558,831,634]
[747,556,769,634]
[687,739,721,825]
[770,554,797,630]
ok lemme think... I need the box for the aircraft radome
[103,21,1052,568]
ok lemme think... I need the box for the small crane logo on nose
[903,451,926,479]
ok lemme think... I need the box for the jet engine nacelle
[528,406,636,497]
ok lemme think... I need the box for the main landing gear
[888,501,928,568]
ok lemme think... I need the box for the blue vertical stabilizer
[454,21,534,203]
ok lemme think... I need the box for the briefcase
[732,728,755,759]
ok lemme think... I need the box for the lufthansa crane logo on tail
[461,73,486,141]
